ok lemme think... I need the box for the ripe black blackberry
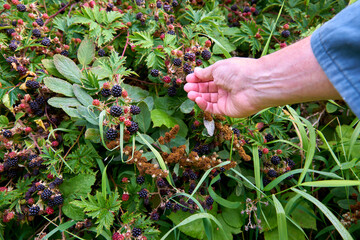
[9,42,17,51]
[60,50,69,56]
[157,178,166,187]
[6,56,18,64]
[258,149,263,158]
[53,177,63,185]
[28,154,38,161]
[184,53,195,61]
[11,21,17,27]
[172,0,179,7]
[201,50,211,60]
[183,62,192,74]
[268,169,278,178]
[36,184,45,191]
[59,3,66,14]
[36,18,44,26]
[98,49,106,57]
[17,4,26,12]
[253,9,260,16]
[173,58,182,66]
[130,105,141,115]
[281,30,290,38]
[110,105,123,117]
[106,3,114,11]
[156,1,162,8]
[6,28,15,36]
[29,101,40,111]
[136,12,143,20]
[189,170,197,180]
[263,177,271,186]
[251,0,258,4]
[111,85,122,97]
[36,96,45,105]
[41,189,53,200]
[132,228,142,237]
[167,30,175,35]
[41,37,51,47]
[138,189,148,198]
[265,133,274,142]
[220,167,226,172]
[165,201,173,210]
[286,158,295,168]
[163,4,171,12]
[29,205,40,216]
[136,176,145,184]
[26,80,40,89]
[243,6,251,13]
[100,88,111,97]
[3,130,12,138]
[7,157,18,167]
[32,29,41,38]
[18,66,27,76]
[127,121,139,134]
[150,211,160,221]
[167,86,177,97]
[106,128,118,140]
[169,15,175,23]
[196,59,203,66]
[231,4,238,11]
[52,195,64,205]
[206,196,214,206]
[150,69,159,77]
[271,156,281,165]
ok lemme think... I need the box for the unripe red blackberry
[163,76,171,83]
[92,99,100,106]
[281,30,290,38]
[130,105,141,115]
[3,4,11,9]
[263,148,269,154]
[201,50,211,60]
[122,193,129,201]
[46,207,54,215]
[106,128,118,140]
[110,105,123,117]
[111,85,122,97]
[16,4,26,12]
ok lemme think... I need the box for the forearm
[254,36,341,109]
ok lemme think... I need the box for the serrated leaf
[151,109,177,128]
[53,54,82,83]
[73,84,93,106]
[44,77,74,97]
[78,36,95,66]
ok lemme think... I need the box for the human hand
[184,57,265,118]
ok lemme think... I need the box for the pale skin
[184,36,342,118]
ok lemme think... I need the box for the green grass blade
[252,145,261,196]
[317,130,341,167]
[347,121,360,160]
[261,1,285,57]
[160,213,225,240]
[292,188,354,240]
[286,106,309,150]
[208,174,241,209]
[300,180,360,187]
[137,132,174,187]
[230,169,267,198]
[42,218,82,240]
[101,165,109,197]
[272,195,288,240]
[99,110,113,151]
[119,122,124,161]
[298,117,316,184]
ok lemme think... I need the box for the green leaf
[180,99,195,114]
[122,84,149,102]
[0,115,9,127]
[47,97,81,108]
[133,102,151,133]
[77,106,98,125]
[151,109,177,128]
[59,174,96,198]
[272,195,288,240]
[85,128,101,143]
[53,54,82,83]
[73,84,93,106]
[292,188,354,240]
[300,180,360,187]
[62,198,85,221]
[326,102,338,113]
[41,59,64,78]
[42,220,77,240]
[78,36,95,66]
[44,77,74,97]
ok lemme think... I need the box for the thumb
[194,65,214,82]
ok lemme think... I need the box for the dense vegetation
[0,0,359,239]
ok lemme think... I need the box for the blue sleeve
[310,1,360,118]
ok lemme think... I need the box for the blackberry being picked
[281,30,290,38]
[29,205,40,216]
[36,18,44,26]
[9,43,17,51]
[138,189,148,198]
[132,228,142,237]
[100,88,111,97]
[41,37,51,47]
[201,50,211,61]
[268,169,278,178]
[173,58,182,66]
[127,121,139,134]
[130,105,141,115]
[111,85,122,97]
[106,128,118,140]
[196,59,203,66]
[41,189,53,200]
[271,156,281,165]
[110,106,123,117]
[98,49,106,57]
[3,130,12,138]
[150,69,159,77]
[136,176,145,184]
[26,80,40,89]
[168,86,177,97]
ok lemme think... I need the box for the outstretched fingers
[184,82,218,93]
[186,65,215,83]
[187,91,219,103]
[195,97,223,115]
